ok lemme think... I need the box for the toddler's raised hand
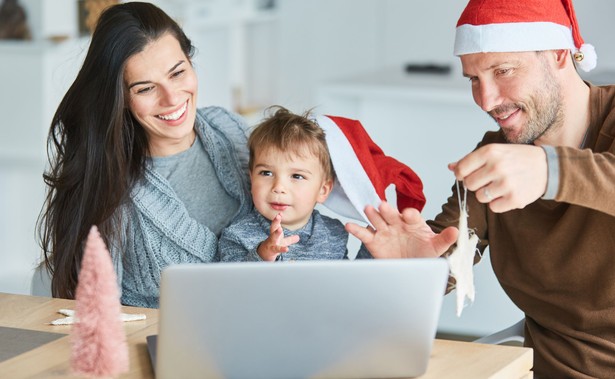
[257,213,300,261]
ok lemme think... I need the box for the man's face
[460,51,563,144]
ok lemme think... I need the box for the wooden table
[0,293,532,378]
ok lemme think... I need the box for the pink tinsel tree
[71,225,129,377]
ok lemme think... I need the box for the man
[346,0,615,377]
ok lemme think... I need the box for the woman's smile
[157,100,188,122]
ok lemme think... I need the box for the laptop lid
[156,259,448,379]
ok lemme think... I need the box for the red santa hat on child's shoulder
[454,0,596,72]
[316,115,425,224]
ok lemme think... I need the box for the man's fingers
[345,222,374,244]
[362,201,403,233]
[487,197,515,213]
[400,207,423,225]
[377,201,404,227]
[363,205,388,231]
[433,226,459,256]
[452,145,491,180]
[448,161,458,172]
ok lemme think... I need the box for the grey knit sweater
[120,107,252,308]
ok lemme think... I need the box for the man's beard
[489,60,564,144]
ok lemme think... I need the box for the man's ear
[554,49,570,68]
[316,179,334,204]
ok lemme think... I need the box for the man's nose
[475,80,502,113]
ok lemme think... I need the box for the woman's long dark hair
[37,2,194,299]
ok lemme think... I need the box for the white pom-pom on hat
[574,43,597,73]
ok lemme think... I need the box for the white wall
[19,0,78,40]
[0,39,86,295]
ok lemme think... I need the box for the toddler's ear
[317,179,334,203]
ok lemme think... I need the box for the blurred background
[1,0,613,339]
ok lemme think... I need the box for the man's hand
[345,202,458,259]
[257,213,300,261]
[449,144,548,213]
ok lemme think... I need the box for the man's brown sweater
[429,84,615,378]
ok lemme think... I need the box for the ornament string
[447,180,480,317]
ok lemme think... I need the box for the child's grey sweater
[218,209,372,262]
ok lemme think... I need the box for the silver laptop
[154,259,448,379]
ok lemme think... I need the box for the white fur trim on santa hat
[454,21,575,56]
[317,115,381,224]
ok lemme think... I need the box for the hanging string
[447,180,479,317]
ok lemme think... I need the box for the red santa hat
[454,0,597,72]
[316,115,425,224]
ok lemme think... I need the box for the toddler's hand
[257,213,300,261]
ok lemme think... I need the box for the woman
[38,2,251,308]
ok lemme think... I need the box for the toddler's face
[250,147,332,231]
